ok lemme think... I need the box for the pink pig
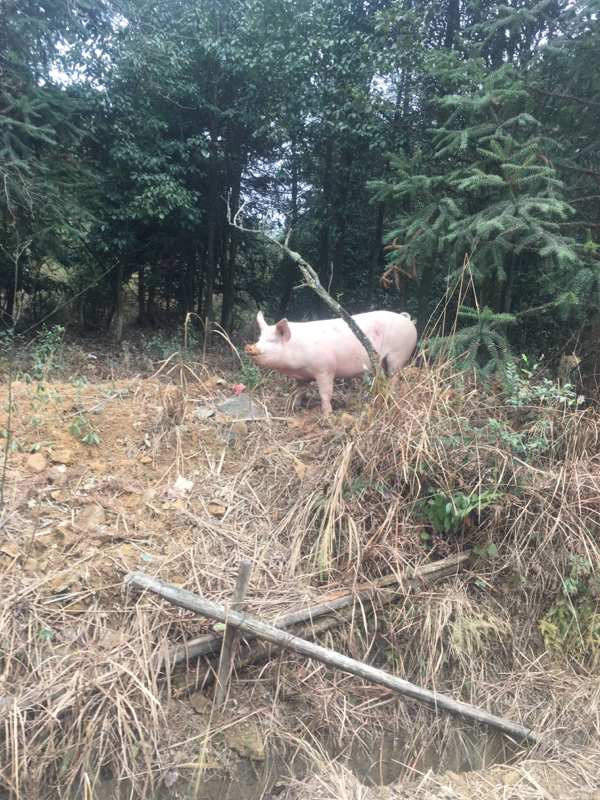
[244,310,417,416]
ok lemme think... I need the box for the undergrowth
[0,355,598,798]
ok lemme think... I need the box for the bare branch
[228,212,379,368]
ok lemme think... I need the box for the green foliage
[145,329,201,362]
[82,422,100,446]
[68,414,99,445]
[485,417,553,458]
[428,307,515,377]
[30,325,66,379]
[504,355,578,408]
[540,554,600,661]
[417,488,502,534]
[238,352,261,390]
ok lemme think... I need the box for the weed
[30,324,66,379]
[238,351,260,389]
[70,373,87,388]
[68,415,100,445]
[540,553,600,661]
[343,476,386,501]
[82,420,100,445]
[1,430,24,452]
[472,541,499,559]
[416,488,502,534]
[485,417,553,458]
[504,355,578,408]
[68,416,85,437]
[29,441,54,453]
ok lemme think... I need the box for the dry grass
[0,353,599,798]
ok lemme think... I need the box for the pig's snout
[244,344,259,357]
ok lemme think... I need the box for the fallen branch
[215,560,252,706]
[228,204,379,368]
[165,552,470,667]
[125,569,541,745]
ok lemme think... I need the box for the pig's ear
[275,319,292,343]
[257,311,267,330]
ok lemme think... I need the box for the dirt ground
[0,366,599,799]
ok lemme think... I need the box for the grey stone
[217,394,269,420]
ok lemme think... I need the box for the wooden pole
[164,552,470,668]
[125,570,541,745]
[215,560,253,706]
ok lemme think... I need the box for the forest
[1,0,599,366]
[1,2,600,800]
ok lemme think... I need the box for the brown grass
[0,351,599,798]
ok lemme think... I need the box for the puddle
[84,729,518,799]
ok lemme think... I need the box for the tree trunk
[276,136,300,321]
[364,202,385,311]
[276,266,296,321]
[330,151,352,301]
[113,260,124,345]
[397,272,408,313]
[318,141,333,306]
[185,242,195,316]
[502,252,517,313]
[137,266,145,324]
[221,149,242,335]
[5,285,15,326]
[147,277,156,325]
[491,272,504,314]
[203,104,220,342]
[417,260,434,339]
[165,262,173,319]
[178,232,194,316]
[444,0,461,49]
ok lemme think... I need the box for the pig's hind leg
[293,380,312,411]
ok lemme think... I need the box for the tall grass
[0,356,598,798]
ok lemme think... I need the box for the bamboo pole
[164,552,470,668]
[125,570,541,745]
[215,560,252,706]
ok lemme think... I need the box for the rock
[220,420,248,445]
[220,428,237,445]
[218,393,269,420]
[194,406,215,419]
[78,504,106,529]
[27,453,47,472]
[208,499,227,517]
[293,458,306,479]
[189,691,211,715]
[50,449,72,464]
[225,722,265,760]
[97,629,123,650]
[233,420,248,437]
[139,455,152,464]
[48,572,80,593]
[142,487,158,504]
[501,769,522,786]
[1,541,20,558]
[205,376,228,389]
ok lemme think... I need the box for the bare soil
[0,356,598,799]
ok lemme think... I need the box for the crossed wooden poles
[125,557,541,746]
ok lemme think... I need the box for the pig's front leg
[293,380,312,410]
[315,373,335,416]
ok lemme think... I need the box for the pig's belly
[281,352,373,382]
